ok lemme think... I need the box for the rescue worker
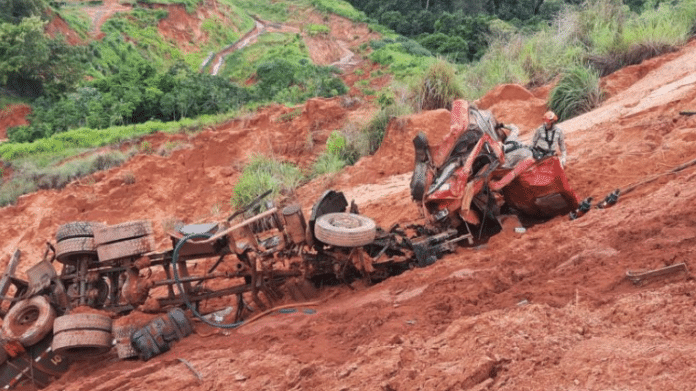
[531,111,567,167]
[496,122,533,168]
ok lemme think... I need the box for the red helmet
[543,111,558,124]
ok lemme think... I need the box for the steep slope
[4,30,696,391]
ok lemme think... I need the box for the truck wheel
[96,235,156,262]
[55,221,104,242]
[55,237,97,263]
[1,296,56,347]
[410,162,427,201]
[93,220,153,246]
[314,213,376,247]
[52,313,112,358]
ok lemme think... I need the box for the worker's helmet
[543,111,558,125]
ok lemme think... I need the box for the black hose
[171,233,244,329]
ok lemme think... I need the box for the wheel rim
[327,214,362,229]
[11,306,39,335]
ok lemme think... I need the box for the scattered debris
[178,358,203,381]
[625,263,689,285]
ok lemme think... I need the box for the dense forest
[346,0,668,62]
[0,0,348,143]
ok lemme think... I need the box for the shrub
[122,171,136,185]
[140,141,154,154]
[549,65,606,121]
[157,141,187,156]
[231,155,303,208]
[311,152,347,177]
[309,0,368,22]
[0,177,37,206]
[411,59,463,111]
[588,43,677,76]
[363,103,413,154]
[326,130,361,164]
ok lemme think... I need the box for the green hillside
[2,0,696,207]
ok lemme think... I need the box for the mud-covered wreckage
[410,99,582,237]
[0,100,585,389]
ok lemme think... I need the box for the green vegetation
[0,16,89,97]
[549,65,605,121]
[227,0,291,21]
[369,36,435,80]
[411,58,463,111]
[458,0,696,99]
[0,150,126,206]
[311,152,347,176]
[0,112,234,161]
[231,155,304,208]
[310,0,368,22]
[312,121,377,175]
[137,0,203,13]
[11,65,249,142]
[305,24,330,36]
[363,102,413,154]
[220,32,347,104]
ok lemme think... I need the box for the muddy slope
[4,21,696,391]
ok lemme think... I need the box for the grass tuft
[231,155,304,209]
[411,58,463,111]
[549,65,606,121]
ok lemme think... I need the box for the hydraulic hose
[172,233,319,330]
[171,233,244,329]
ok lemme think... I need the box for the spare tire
[1,296,56,347]
[314,213,376,247]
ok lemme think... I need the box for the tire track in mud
[206,16,360,75]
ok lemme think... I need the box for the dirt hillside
[3,10,696,391]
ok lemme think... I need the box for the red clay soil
[0,104,31,140]
[6,19,696,391]
[155,0,241,54]
[45,14,83,45]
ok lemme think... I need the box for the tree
[0,16,88,97]
[0,0,46,24]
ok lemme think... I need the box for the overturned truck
[0,189,465,388]
[0,99,583,389]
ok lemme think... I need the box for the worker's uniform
[500,124,532,168]
[531,124,567,167]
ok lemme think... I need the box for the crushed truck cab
[410,99,581,238]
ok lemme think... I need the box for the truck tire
[97,236,155,262]
[1,296,56,347]
[52,313,112,358]
[93,220,154,246]
[53,313,112,334]
[314,213,376,247]
[410,162,427,201]
[55,237,97,263]
[55,221,104,242]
